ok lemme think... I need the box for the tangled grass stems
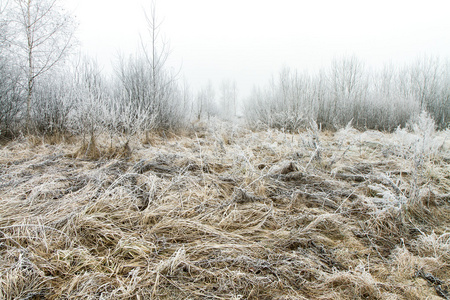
[0,123,449,299]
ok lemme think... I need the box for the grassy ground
[0,122,449,299]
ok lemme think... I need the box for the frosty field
[0,122,449,299]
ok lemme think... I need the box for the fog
[67,0,450,98]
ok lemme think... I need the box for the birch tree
[11,0,75,131]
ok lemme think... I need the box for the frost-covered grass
[0,121,449,299]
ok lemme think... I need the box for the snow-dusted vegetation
[245,56,450,132]
[0,0,188,139]
[1,2,449,138]
[0,119,449,299]
[1,0,449,299]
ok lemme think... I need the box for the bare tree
[70,56,109,136]
[180,78,193,121]
[219,79,237,119]
[10,0,75,131]
[328,55,368,127]
[409,56,440,111]
[0,0,23,136]
[32,71,73,134]
[245,55,449,132]
[245,67,315,131]
[113,0,184,132]
[196,81,216,121]
[0,0,9,49]
[0,57,22,136]
[437,60,450,128]
[404,56,450,129]
[141,0,170,106]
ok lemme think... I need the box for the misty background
[1,0,449,138]
[67,0,450,98]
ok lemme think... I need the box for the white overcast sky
[66,0,450,98]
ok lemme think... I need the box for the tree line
[246,55,449,132]
[1,0,448,139]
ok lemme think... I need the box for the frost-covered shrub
[0,58,22,136]
[245,56,450,132]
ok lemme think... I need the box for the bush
[245,56,450,132]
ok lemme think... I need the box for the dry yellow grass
[0,122,449,299]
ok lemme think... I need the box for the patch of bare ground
[0,122,449,299]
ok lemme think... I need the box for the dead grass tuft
[0,249,49,300]
[72,134,101,160]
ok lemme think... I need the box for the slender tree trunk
[26,76,32,131]
[26,0,33,133]
[151,3,157,107]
